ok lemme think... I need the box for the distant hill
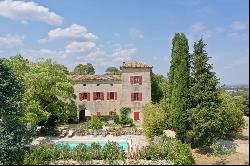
[220,84,249,91]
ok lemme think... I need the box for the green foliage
[102,141,126,164]
[119,107,134,127]
[5,55,77,133]
[190,38,221,109]
[168,33,191,140]
[218,92,245,137]
[105,66,121,75]
[73,144,90,162]
[23,144,56,165]
[93,114,120,124]
[142,103,168,140]
[73,63,95,75]
[139,137,195,165]
[0,59,32,165]
[84,116,103,130]
[188,39,245,148]
[89,142,102,160]
[230,90,249,116]
[151,73,169,103]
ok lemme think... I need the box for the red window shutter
[139,76,142,85]
[130,76,134,84]
[139,93,142,101]
[115,92,117,100]
[79,93,83,101]
[97,112,100,116]
[107,92,110,100]
[87,92,90,101]
[109,111,113,116]
[131,93,134,101]
[93,92,96,100]
[134,112,139,120]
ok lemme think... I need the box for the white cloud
[65,41,96,54]
[129,28,144,39]
[215,27,225,33]
[39,24,98,43]
[230,21,248,31]
[0,0,63,26]
[191,22,206,32]
[111,47,137,62]
[0,34,24,49]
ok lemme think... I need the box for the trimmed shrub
[73,144,90,162]
[119,107,134,127]
[84,116,103,130]
[101,141,126,164]
[89,142,102,160]
[139,137,195,165]
[142,103,168,140]
[92,115,120,124]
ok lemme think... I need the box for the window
[107,92,117,100]
[110,92,115,100]
[96,92,101,99]
[131,92,142,101]
[110,84,113,86]
[134,93,139,101]
[109,111,113,116]
[134,76,139,84]
[83,84,86,86]
[83,93,87,100]
[130,76,142,85]
[93,92,104,100]
[134,112,140,120]
[97,84,100,86]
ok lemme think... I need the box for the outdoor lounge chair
[68,130,76,138]
[59,129,68,138]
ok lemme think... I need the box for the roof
[69,74,122,81]
[121,61,152,68]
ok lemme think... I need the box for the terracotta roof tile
[121,61,152,68]
[69,74,121,81]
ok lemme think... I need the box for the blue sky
[0,0,248,85]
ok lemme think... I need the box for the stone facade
[71,61,152,125]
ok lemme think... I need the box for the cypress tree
[168,33,191,140]
[188,38,222,147]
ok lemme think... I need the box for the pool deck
[32,135,149,152]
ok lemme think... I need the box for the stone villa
[70,61,152,125]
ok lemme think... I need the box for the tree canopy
[5,55,77,133]
[105,66,121,75]
[0,59,32,165]
[73,63,95,75]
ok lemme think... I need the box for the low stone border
[50,159,172,165]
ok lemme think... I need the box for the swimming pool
[55,140,129,151]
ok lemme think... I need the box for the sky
[0,0,249,85]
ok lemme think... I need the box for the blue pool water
[56,140,129,151]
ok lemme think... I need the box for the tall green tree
[168,33,191,141]
[105,66,121,75]
[73,63,95,75]
[188,39,232,147]
[0,59,32,165]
